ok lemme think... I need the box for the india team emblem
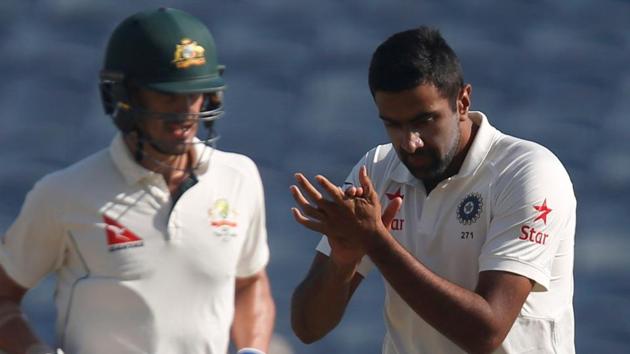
[456,193,483,225]
[208,198,238,239]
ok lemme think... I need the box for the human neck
[124,134,192,189]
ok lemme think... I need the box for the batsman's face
[374,83,468,181]
[136,88,204,155]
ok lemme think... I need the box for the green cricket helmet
[99,7,225,133]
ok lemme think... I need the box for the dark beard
[401,122,461,181]
[147,139,189,156]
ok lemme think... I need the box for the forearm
[0,302,47,354]
[366,229,504,353]
[231,273,275,352]
[291,257,359,343]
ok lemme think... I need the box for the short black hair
[368,26,464,109]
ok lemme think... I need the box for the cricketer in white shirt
[316,112,575,353]
[0,135,270,354]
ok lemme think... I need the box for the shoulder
[21,148,111,210]
[344,143,403,187]
[362,143,397,166]
[490,133,571,182]
[206,148,262,180]
[487,132,575,207]
[35,148,112,194]
[361,143,400,177]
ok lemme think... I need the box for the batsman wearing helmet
[0,8,274,354]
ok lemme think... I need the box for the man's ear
[458,84,472,116]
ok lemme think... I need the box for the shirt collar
[109,133,213,186]
[457,111,496,178]
[389,111,496,185]
[390,156,418,186]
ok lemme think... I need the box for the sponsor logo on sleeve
[103,215,144,252]
[518,199,553,245]
[533,198,552,225]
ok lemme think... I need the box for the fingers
[289,185,325,220]
[294,173,325,204]
[381,197,403,228]
[315,175,345,203]
[344,186,364,198]
[290,207,325,234]
[358,166,377,202]
[295,173,346,205]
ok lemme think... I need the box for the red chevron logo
[103,215,143,251]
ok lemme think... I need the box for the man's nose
[400,128,424,153]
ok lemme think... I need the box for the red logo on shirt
[386,187,404,200]
[384,188,405,230]
[103,215,143,252]
[533,199,552,225]
[519,225,550,245]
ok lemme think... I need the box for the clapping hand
[290,166,402,265]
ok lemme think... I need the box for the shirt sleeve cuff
[315,236,373,277]
[236,246,270,278]
[0,248,34,289]
[237,348,265,354]
[479,255,550,291]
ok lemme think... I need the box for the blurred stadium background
[1,0,629,352]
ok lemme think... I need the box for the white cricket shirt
[0,134,269,354]
[318,112,575,354]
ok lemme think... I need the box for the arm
[292,167,534,353]
[367,230,533,353]
[290,252,363,343]
[231,270,275,352]
[0,266,51,354]
[289,173,401,343]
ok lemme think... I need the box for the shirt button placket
[168,208,180,241]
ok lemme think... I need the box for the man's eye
[414,116,434,126]
[421,115,435,123]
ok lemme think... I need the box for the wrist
[328,255,360,282]
[237,348,266,354]
[364,224,391,257]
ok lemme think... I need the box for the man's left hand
[290,166,401,252]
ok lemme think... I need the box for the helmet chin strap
[132,124,219,173]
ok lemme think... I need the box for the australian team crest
[172,38,206,69]
[457,193,483,225]
[209,198,238,239]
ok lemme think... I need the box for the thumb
[381,197,402,229]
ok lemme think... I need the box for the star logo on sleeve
[533,199,552,225]
[386,187,404,200]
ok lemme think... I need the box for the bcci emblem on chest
[457,193,483,225]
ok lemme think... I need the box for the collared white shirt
[318,112,576,354]
[0,134,269,354]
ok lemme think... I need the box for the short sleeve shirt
[0,134,270,354]
[317,112,576,354]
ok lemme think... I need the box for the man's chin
[404,163,443,181]
[153,142,190,156]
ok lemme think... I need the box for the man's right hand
[328,183,402,267]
